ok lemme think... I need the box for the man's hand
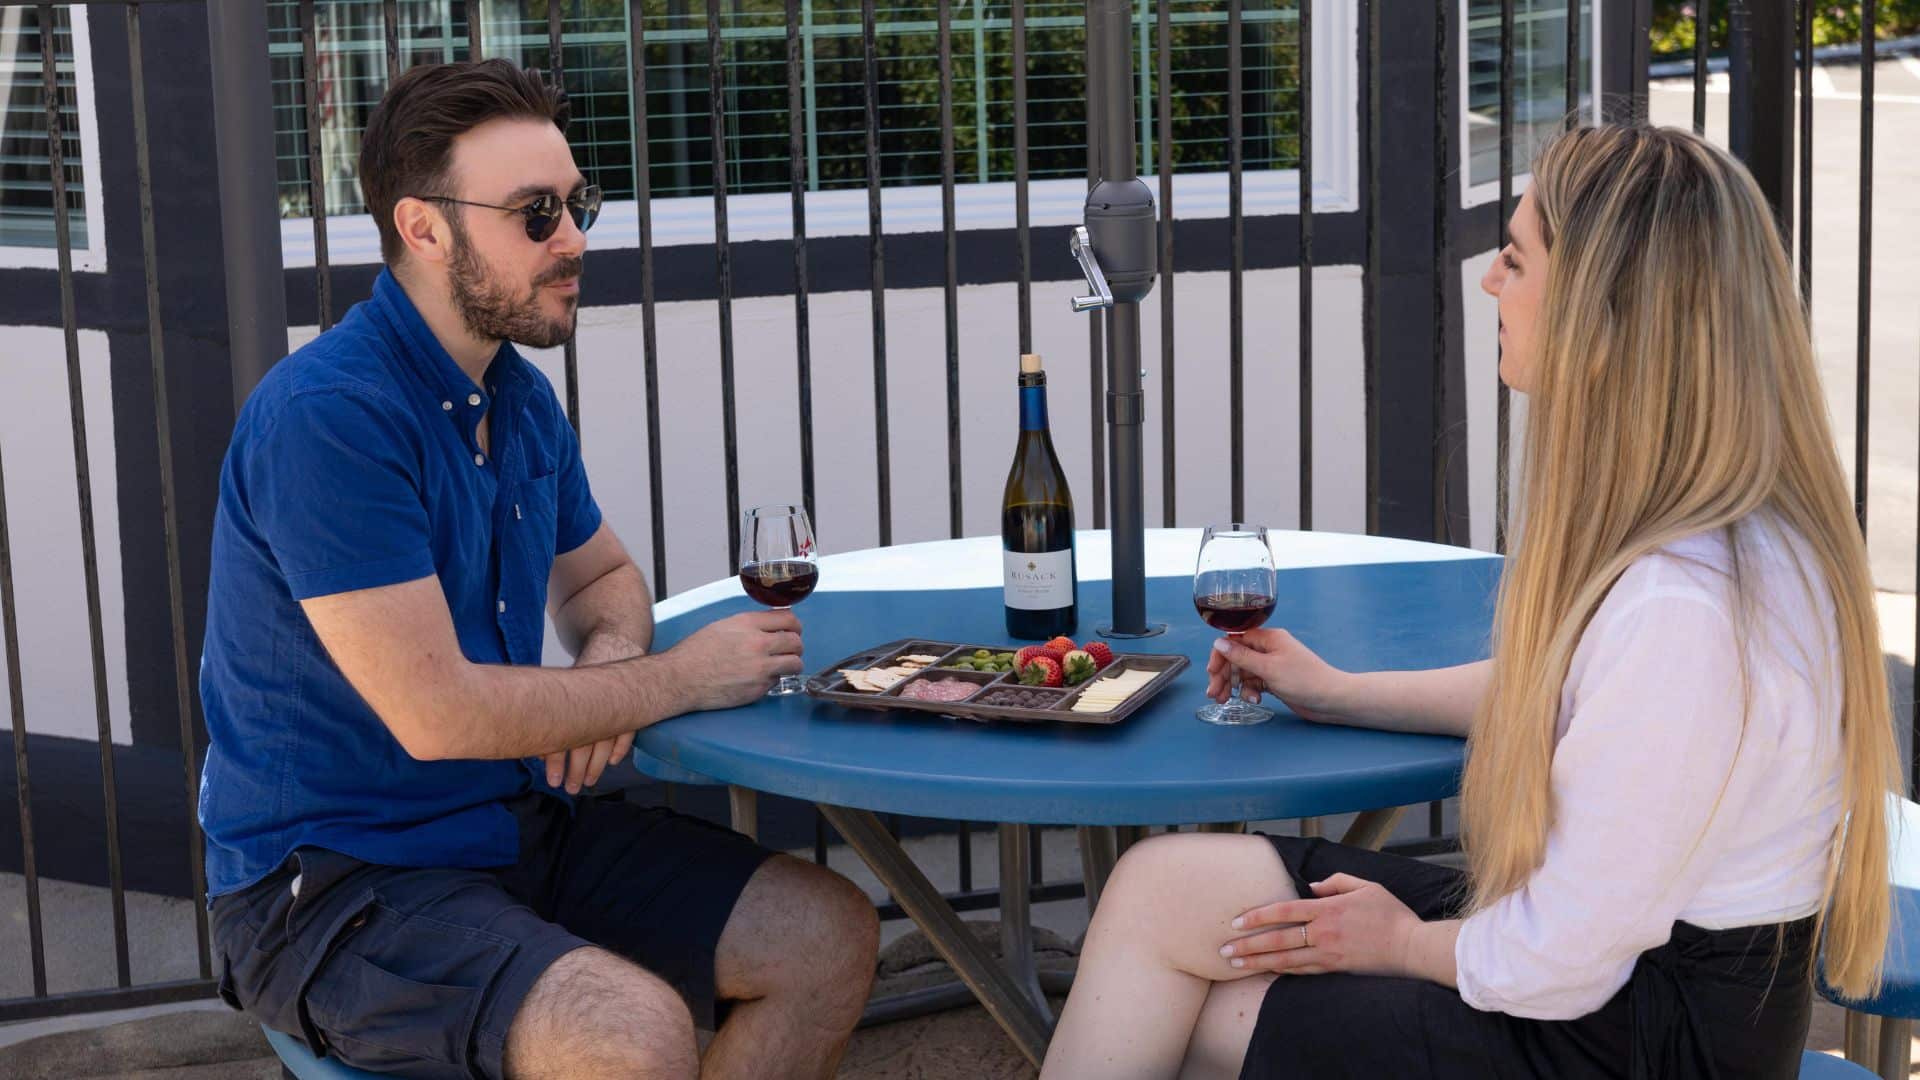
[543,632,648,793]
[1217,874,1421,977]
[665,610,806,711]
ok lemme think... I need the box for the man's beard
[445,217,582,350]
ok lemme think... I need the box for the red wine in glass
[1195,591,1277,634]
[740,560,819,608]
[1194,525,1278,726]
[740,504,817,696]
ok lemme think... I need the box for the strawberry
[1061,650,1098,686]
[1014,645,1051,672]
[1084,641,1116,670]
[1045,636,1078,655]
[1018,655,1063,687]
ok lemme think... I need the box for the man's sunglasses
[419,185,603,243]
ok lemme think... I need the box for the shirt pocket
[500,461,559,664]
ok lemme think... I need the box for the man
[200,61,878,1079]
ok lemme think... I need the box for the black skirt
[1239,836,1815,1080]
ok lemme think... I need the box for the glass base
[1096,621,1169,640]
[1197,700,1275,726]
[767,674,807,697]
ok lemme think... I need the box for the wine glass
[1193,524,1277,726]
[739,504,818,696]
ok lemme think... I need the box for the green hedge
[1652,1,1920,57]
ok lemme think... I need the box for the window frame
[281,0,1358,269]
[0,4,107,273]
[1456,0,1602,210]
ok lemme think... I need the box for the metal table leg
[1077,825,1118,916]
[999,823,1054,1019]
[817,805,1055,1067]
[1340,806,1405,851]
[728,785,758,842]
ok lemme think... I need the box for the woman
[1039,125,1900,1079]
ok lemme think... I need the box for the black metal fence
[0,0,1886,1027]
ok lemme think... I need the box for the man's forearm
[425,651,684,760]
[554,562,654,660]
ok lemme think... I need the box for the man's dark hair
[359,60,570,264]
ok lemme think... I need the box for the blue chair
[1818,796,1920,1080]
[1803,1050,1888,1078]
[262,1026,382,1080]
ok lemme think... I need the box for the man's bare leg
[1040,833,1297,1079]
[503,946,699,1080]
[703,854,880,1079]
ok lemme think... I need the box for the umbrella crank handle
[1070,226,1113,313]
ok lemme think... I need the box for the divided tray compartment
[805,637,1189,725]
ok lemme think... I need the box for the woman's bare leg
[1179,974,1276,1080]
[1040,833,1298,1079]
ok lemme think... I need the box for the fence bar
[957,820,973,892]
[1796,0,1812,308]
[629,0,668,598]
[1156,0,1175,527]
[1,443,46,997]
[39,4,130,987]
[1086,7,1107,531]
[299,0,333,331]
[1431,0,1450,543]
[940,0,961,539]
[707,0,743,566]
[207,0,290,408]
[1013,0,1031,352]
[128,0,212,981]
[862,0,892,546]
[1227,0,1245,522]
[788,0,817,525]
[1362,0,1377,534]
[467,0,484,57]
[1692,0,1707,134]
[1855,0,1874,532]
[1298,0,1313,530]
[383,0,400,79]
[1494,0,1513,554]
[551,0,581,434]
[1566,0,1579,129]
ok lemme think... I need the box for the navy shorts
[212,793,773,1079]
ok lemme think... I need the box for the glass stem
[1228,632,1244,705]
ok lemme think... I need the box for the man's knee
[792,857,881,986]
[504,947,698,1080]
[735,855,879,1003]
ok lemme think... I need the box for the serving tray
[803,637,1189,726]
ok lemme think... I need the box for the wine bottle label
[1003,549,1074,610]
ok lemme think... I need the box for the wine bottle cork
[1020,353,1043,374]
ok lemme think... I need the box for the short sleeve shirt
[198,269,602,897]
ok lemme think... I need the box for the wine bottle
[1003,353,1078,639]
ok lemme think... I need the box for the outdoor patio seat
[262,1026,382,1080]
[1816,796,1920,1080]
[1802,1049,1890,1078]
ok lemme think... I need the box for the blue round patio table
[630,528,1500,1065]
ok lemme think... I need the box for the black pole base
[1096,621,1169,640]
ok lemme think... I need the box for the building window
[0,3,99,265]
[270,0,1306,218]
[1461,0,1595,204]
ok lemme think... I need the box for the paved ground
[4,59,1918,1078]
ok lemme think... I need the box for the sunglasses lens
[571,187,602,234]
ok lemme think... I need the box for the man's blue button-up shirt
[199,269,601,897]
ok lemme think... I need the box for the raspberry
[1084,641,1115,669]
[1014,645,1051,671]
[1018,655,1063,688]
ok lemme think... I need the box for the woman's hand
[1217,874,1420,977]
[1206,628,1349,721]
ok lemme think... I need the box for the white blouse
[1454,517,1845,1020]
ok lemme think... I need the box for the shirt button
[441,400,453,411]
[473,453,485,466]
[498,600,507,614]
[468,393,483,407]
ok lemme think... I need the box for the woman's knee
[1095,833,1295,976]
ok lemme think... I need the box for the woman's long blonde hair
[1459,125,1900,998]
